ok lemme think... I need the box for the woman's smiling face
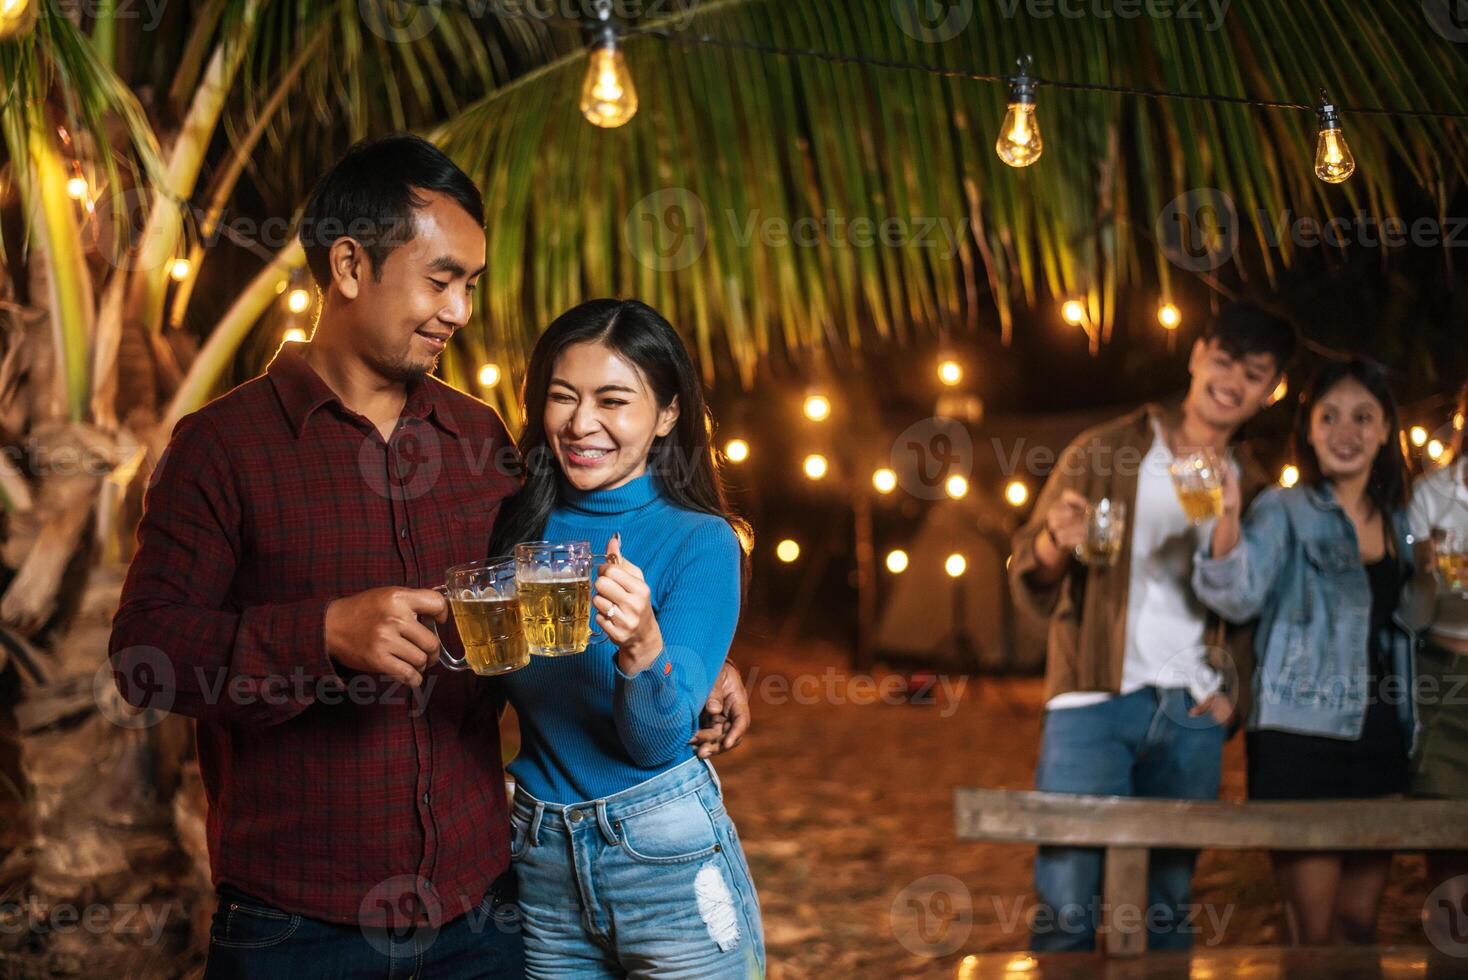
[544,340,680,492]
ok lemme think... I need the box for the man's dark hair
[297,134,484,289]
[1203,302,1297,374]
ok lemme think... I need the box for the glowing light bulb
[65,175,88,200]
[283,327,308,344]
[169,258,192,282]
[1157,303,1181,330]
[724,439,750,463]
[580,36,638,129]
[1061,300,1086,326]
[477,363,501,387]
[945,474,969,499]
[802,394,831,422]
[802,454,828,481]
[885,549,909,574]
[1280,464,1300,488]
[1428,439,1445,461]
[872,468,897,494]
[287,288,311,314]
[1005,480,1029,507]
[945,553,968,578]
[938,359,963,386]
[776,539,800,563]
[0,0,36,41]
[1411,426,1429,448]
[995,58,1042,168]
[1314,94,1355,184]
[1269,377,1289,406]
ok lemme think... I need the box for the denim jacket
[1191,483,1417,750]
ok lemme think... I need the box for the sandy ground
[704,630,1432,979]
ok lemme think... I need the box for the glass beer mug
[514,541,609,656]
[431,558,531,676]
[1169,448,1226,525]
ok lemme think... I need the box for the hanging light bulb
[477,363,502,387]
[885,549,910,574]
[938,359,963,386]
[802,393,831,422]
[945,553,968,578]
[1004,480,1029,507]
[580,8,638,130]
[1280,464,1300,488]
[1410,425,1429,448]
[287,288,311,314]
[1313,91,1355,184]
[1157,303,1181,330]
[283,327,308,344]
[65,175,89,200]
[169,258,192,282]
[872,468,898,494]
[803,454,829,481]
[1061,300,1086,326]
[724,438,750,463]
[0,0,37,42]
[945,474,970,499]
[776,539,800,563]
[995,56,1043,168]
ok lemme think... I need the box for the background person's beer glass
[1169,448,1225,524]
[1076,498,1127,567]
[431,558,530,676]
[1436,527,1468,597]
[515,541,607,656]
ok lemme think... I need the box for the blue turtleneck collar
[559,470,663,516]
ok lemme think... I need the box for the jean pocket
[615,792,722,865]
[210,894,302,949]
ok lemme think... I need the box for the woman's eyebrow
[595,384,638,395]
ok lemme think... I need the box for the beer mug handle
[588,554,613,639]
[429,583,470,672]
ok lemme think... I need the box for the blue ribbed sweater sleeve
[611,518,741,767]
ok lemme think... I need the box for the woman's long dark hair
[1292,357,1409,516]
[489,299,752,567]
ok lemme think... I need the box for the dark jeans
[1030,687,1226,953]
[203,876,524,979]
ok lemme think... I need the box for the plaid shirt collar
[267,343,461,439]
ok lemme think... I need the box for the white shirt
[1046,424,1226,711]
[1408,458,1468,643]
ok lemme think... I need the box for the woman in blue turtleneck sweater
[488,299,763,979]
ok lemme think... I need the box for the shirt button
[422,792,430,806]
[400,526,409,539]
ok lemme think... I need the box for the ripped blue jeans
[511,758,765,979]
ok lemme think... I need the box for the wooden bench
[954,788,1468,957]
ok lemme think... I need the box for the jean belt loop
[595,799,619,844]
[528,800,545,849]
[703,756,724,799]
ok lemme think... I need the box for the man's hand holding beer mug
[324,586,448,687]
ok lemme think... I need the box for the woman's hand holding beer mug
[593,533,665,676]
[324,587,448,688]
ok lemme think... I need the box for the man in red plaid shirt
[109,135,749,979]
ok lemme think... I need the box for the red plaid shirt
[109,345,520,928]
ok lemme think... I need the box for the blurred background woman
[1193,358,1416,945]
